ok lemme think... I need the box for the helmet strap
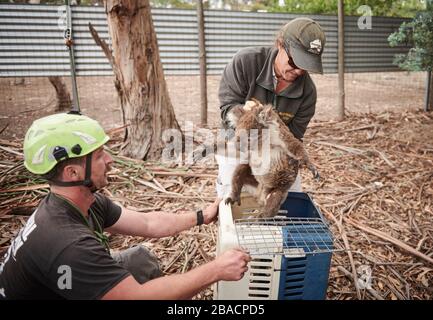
[67,110,82,116]
[51,153,96,192]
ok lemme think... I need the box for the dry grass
[1,109,432,300]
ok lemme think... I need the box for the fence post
[337,0,345,121]
[426,70,433,112]
[65,0,80,113]
[197,0,208,127]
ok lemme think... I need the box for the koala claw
[225,194,241,206]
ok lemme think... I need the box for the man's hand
[243,100,257,111]
[202,198,221,224]
[243,99,263,112]
[213,248,251,281]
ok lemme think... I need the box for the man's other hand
[214,248,252,281]
[203,198,221,224]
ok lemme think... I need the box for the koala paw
[225,194,241,206]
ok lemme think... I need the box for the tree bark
[104,0,181,160]
[48,76,72,111]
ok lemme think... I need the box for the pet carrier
[214,192,339,300]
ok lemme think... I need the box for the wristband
[196,209,204,226]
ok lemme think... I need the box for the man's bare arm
[106,199,220,238]
[102,248,250,300]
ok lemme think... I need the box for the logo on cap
[308,39,322,55]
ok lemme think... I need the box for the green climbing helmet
[23,113,109,175]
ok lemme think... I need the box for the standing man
[0,112,250,300]
[217,17,326,197]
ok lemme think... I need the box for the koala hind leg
[258,189,287,218]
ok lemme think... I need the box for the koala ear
[266,106,272,116]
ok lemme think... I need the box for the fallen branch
[0,139,20,148]
[0,145,23,157]
[0,123,9,135]
[345,217,433,266]
[132,177,181,196]
[0,184,49,193]
[140,194,215,201]
[370,148,395,168]
[322,207,361,299]
[312,141,365,155]
[152,171,217,179]
[343,124,376,133]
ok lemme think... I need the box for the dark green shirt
[0,193,129,300]
[219,46,317,139]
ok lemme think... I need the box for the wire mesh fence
[235,215,343,257]
[0,3,428,142]
[311,71,427,122]
[0,75,121,140]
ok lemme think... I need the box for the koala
[225,100,319,218]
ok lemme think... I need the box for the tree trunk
[48,76,72,112]
[105,0,181,160]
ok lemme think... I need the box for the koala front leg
[225,105,245,128]
[225,164,257,206]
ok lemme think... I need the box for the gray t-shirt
[0,192,129,300]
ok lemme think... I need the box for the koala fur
[225,100,319,217]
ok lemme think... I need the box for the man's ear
[63,164,82,181]
[276,39,285,51]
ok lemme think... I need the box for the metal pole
[65,0,80,113]
[426,70,432,112]
[197,0,208,127]
[337,0,345,121]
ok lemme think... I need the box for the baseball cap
[280,18,326,74]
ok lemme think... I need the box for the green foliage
[267,0,337,15]
[267,0,426,18]
[150,0,195,9]
[0,0,103,5]
[388,0,433,71]
[2,0,426,17]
